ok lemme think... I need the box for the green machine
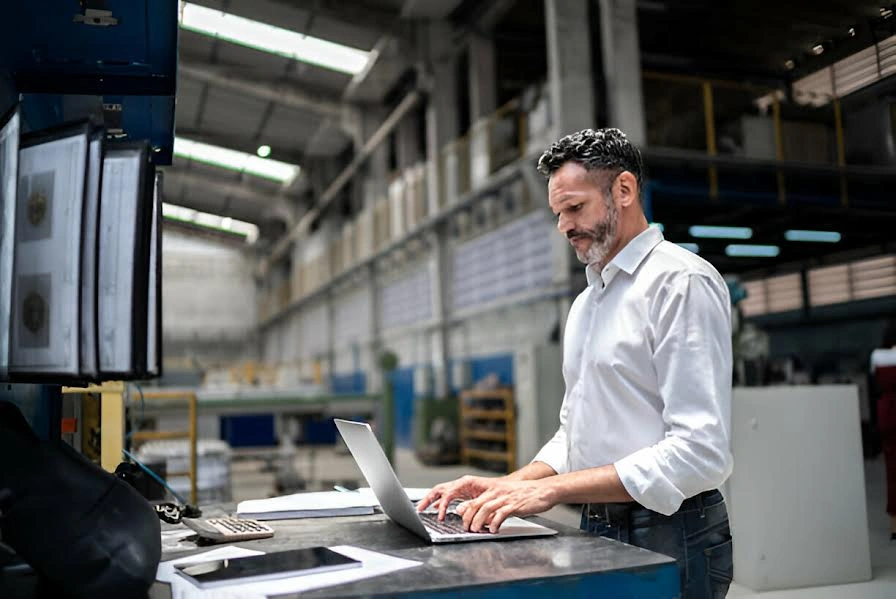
[413,395,460,466]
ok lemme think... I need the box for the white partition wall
[729,385,871,591]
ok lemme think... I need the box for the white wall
[378,262,434,331]
[448,299,563,360]
[333,286,373,374]
[162,229,257,363]
[300,301,330,361]
[334,287,372,352]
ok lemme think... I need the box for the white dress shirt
[533,226,734,515]
[871,347,896,370]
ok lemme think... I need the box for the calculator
[182,517,275,544]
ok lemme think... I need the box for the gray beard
[575,204,619,268]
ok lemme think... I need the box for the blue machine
[1,1,177,164]
[0,0,178,433]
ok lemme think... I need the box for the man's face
[547,162,619,266]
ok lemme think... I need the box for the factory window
[808,254,896,307]
[766,273,803,313]
[850,254,896,301]
[740,280,768,317]
[808,264,851,307]
[740,273,803,317]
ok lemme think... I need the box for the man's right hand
[416,475,499,521]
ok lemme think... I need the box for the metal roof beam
[179,60,346,119]
[164,169,301,227]
[174,128,307,165]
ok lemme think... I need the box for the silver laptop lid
[334,419,431,540]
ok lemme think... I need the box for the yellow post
[62,381,126,472]
[702,82,719,199]
[312,360,322,386]
[100,382,125,473]
[833,97,848,208]
[189,392,198,505]
[772,94,786,206]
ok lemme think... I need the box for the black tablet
[173,547,361,589]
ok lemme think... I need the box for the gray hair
[536,128,644,188]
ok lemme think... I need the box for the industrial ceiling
[164,0,896,276]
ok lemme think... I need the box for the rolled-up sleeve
[614,273,734,515]
[532,390,570,474]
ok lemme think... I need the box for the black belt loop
[587,502,634,531]
[696,492,706,518]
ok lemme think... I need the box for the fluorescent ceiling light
[162,203,196,222]
[174,137,300,184]
[677,243,700,253]
[784,229,841,243]
[726,244,780,258]
[256,145,271,158]
[179,2,370,75]
[163,202,259,243]
[689,225,753,239]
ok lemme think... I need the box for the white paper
[237,488,432,518]
[161,528,201,552]
[98,146,144,375]
[161,529,197,542]
[161,545,421,599]
[79,135,102,378]
[237,491,380,519]
[0,109,19,375]
[11,129,88,375]
[358,487,430,502]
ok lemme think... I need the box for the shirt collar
[586,226,664,287]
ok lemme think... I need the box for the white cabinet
[728,385,871,591]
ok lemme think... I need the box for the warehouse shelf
[459,387,516,474]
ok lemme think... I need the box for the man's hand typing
[416,475,498,522]
[456,479,557,532]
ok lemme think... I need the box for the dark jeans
[581,490,733,599]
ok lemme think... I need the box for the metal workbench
[152,507,679,598]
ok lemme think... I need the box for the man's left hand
[455,480,557,533]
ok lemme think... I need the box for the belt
[586,489,722,526]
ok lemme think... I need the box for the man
[871,319,896,541]
[417,128,734,599]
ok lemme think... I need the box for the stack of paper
[236,491,380,520]
[357,487,430,503]
[236,488,432,521]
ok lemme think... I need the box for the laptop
[334,419,558,543]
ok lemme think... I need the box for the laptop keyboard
[420,512,487,535]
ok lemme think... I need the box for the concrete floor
[229,445,896,598]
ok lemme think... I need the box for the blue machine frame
[1,1,178,165]
[0,1,178,437]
